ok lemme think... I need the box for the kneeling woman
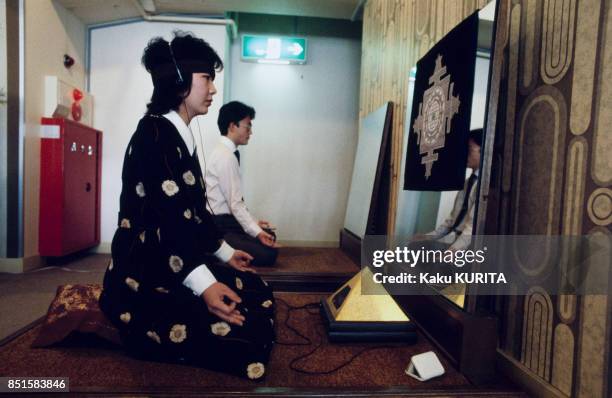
[99,32,274,380]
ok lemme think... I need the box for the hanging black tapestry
[404,11,479,191]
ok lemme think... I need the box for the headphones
[168,41,187,89]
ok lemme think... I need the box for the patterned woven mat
[0,293,476,394]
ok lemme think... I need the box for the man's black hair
[469,128,483,147]
[218,101,256,135]
[141,31,223,115]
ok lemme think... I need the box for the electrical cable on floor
[290,341,396,375]
[274,297,319,346]
[274,297,395,375]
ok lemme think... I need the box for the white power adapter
[405,351,445,381]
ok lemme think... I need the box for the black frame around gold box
[320,298,417,343]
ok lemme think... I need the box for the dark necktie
[450,172,477,232]
[233,150,244,201]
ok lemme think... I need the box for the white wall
[229,35,361,244]
[90,22,226,246]
[24,0,86,258]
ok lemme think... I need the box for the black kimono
[99,114,274,380]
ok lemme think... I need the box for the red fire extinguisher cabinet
[39,117,102,256]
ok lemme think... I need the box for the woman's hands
[202,282,245,326]
[203,250,254,325]
[227,249,255,273]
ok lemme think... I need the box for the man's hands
[257,220,280,248]
[257,231,277,247]
[257,220,274,230]
[202,282,245,326]
[227,249,255,273]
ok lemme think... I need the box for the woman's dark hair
[141,31,223,115]
[218,101,256,135]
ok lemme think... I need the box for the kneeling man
[418,128,483,251]
[205,101,279,266]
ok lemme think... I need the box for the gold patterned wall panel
[513,87,567,236]
[521,288,553,380]
[551,323,574,396]
[556,137,587,325]
[519,0,541,95]
[576,228,610,398]
[569,0,602,136]
[557,294,576,326]
[591,0,612,187]
[513,86,567,284]
[563,138,588,237]
[540,0,575,85]
[587,188,612,227]
[492,0,611,396]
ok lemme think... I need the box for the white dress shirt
[205,136,263,238]
[162,111,235,296]
[427,169,479,251]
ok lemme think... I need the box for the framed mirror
[344,102,393,241]
[395,1,497,309]
[340,102,393,264]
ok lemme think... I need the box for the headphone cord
[181,101,217,217]
[193,114,217,216]
[274,298,396,375]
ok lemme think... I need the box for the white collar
[162,110,195,153]
[220,135,237,152]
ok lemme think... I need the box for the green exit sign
[242,35,307,64]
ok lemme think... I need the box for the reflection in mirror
[394,2,496,308]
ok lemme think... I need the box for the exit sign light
[242,35,307,65]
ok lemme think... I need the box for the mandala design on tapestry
[413,54,460,178]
